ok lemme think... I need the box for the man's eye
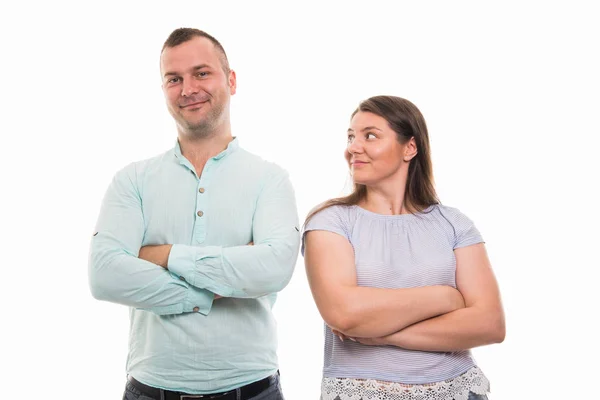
[196,71,208,77]
[168,77,180,84]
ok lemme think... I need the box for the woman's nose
[347,139,363,154]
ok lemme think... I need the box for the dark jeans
[330,393,488,400]
[468,393,489,400]
[123,374,284,400]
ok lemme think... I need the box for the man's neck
[178,129,234,177]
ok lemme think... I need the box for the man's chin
[179,115,206,128]
[179,119,214,135]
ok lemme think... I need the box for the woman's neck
[360,183,410,215]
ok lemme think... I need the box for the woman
[302,96,505,400]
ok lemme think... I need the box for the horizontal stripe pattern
[303,204,484,384]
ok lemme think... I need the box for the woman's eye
[366,133,376,139]
[347,135,355,143]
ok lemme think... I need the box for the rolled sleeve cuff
[184,285,214,316]
[168,244,231,295]
[136,279,213,316]
[167,244,198,282]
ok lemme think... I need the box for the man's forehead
[161,37,218,60]
[160,38,219,71]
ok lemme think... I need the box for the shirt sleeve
[167,166,300,298]
[88,164,214,315]
[441,206,485,249]
[301,205,352,256]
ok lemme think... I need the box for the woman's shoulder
[430,204,483,248]
[306,203,357,227]
[312,202,357,217]
[430,204,474,225]
[301,204,358,255]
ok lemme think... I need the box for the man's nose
[181,79,200,97]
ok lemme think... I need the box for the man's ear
[229,70,237,95]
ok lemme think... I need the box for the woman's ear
[403,137,418,162]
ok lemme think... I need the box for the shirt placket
[192,159,215,245]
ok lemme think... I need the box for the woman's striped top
[302,203,486,384]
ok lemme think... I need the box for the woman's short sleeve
[439,206,485,249]
[301,205,352,256]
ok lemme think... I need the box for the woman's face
[345,111,415,186]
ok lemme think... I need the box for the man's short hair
[162,28,230,73]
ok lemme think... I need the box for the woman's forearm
[378,244,506,352]
[380,305,505,352]
[333,284,465,338]
[305,230,465,339]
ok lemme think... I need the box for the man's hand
[138,244,172,268]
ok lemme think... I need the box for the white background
[1,1,599,399]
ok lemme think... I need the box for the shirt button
[193,307,199,312]
[199,188,205,193]
[179,276,186,281]
[197,211,204,217]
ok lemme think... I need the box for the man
[89,28,299,400]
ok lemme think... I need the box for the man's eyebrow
[163,64,211,78]
[192,64,210,71]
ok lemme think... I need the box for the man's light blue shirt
[89,138,300,393]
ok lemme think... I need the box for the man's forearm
[89,168,214,316]
[138,244,172,268]
[90,236,214,315]
[166,240,298,298]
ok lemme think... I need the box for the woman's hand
[354,336,387,346]
[331,328,387,346]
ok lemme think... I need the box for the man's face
[160,37,236,136]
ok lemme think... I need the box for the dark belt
[127,373,276,400]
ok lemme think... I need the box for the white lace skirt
[321,366,490,400]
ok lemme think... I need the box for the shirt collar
[173,137,240,167]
